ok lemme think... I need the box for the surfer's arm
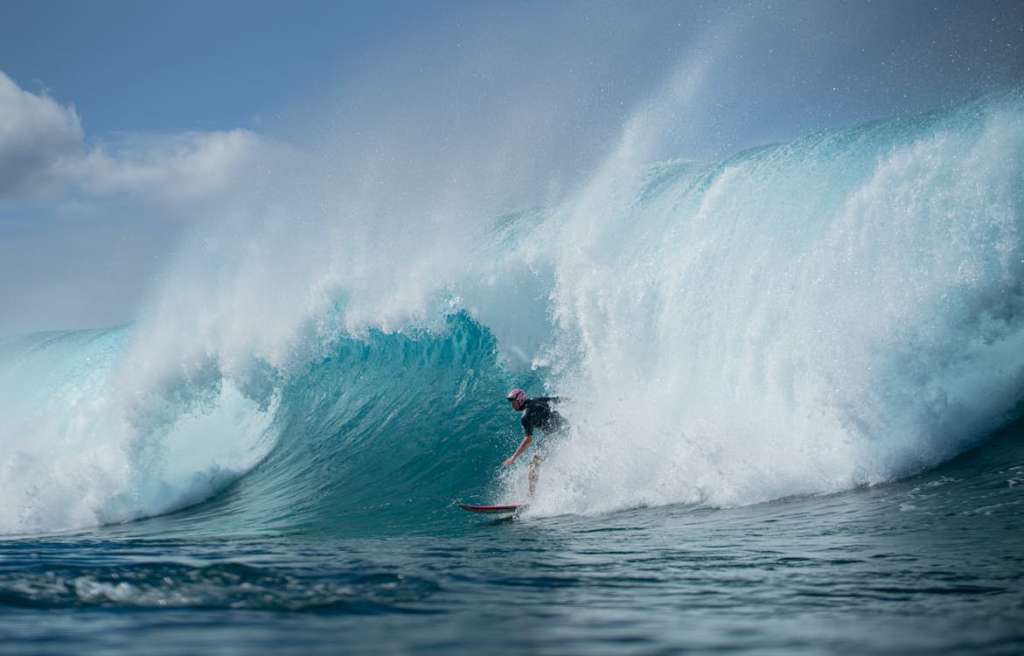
[503,434,532,467]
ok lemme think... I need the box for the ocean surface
[2,90,1023,654]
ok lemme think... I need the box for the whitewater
[1,90,1022,654]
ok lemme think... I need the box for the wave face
[173,313,526,537]
[1,90,1023,536]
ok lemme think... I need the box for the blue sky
[1,0,1022,334]
[6,1,1020,146]
[0,1,444,134]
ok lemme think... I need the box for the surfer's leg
[528,454,543,497]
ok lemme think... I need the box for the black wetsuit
[521,397,566,437]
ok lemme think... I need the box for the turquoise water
[2,433,1022,654]
[1,91,1023,653]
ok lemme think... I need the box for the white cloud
[0,71,85,198]
[58,129,264,202]
[0,70,265,203]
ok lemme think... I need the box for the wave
[1,90,1022,536]
[0,328,276,535]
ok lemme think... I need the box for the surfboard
[459,503,524,514]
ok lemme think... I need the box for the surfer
[502,388,567,496]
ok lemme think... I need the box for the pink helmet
[506,388,527,410]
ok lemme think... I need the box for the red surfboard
[459,503,524,514]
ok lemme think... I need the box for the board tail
[459,503,524,514]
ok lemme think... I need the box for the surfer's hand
[502,457,515,467]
